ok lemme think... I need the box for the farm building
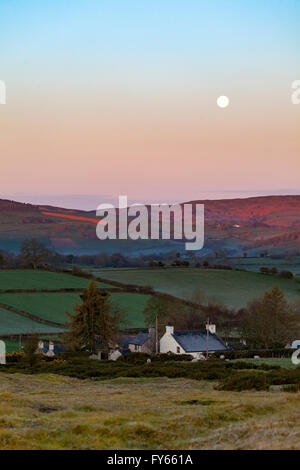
[119,327,155,354]
[36,340,65,356]
[286,340,300,349]
[160,324,228,359]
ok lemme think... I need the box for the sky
[0,0,299,209]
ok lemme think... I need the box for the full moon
[217,95,230,108]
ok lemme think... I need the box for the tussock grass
[0,372,300,449]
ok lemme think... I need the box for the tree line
[0,239,186,269]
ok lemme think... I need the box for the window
[135,344,139,351]
[177,346,180,354]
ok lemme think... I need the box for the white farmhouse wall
[160,332,185,354]
[160,329,209,360]
[109,349,122,361]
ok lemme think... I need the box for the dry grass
[0,372,300,449]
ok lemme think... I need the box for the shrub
[213,348,294,360]
[6,351,24,363]
[117,352,150,364]
[284,384,300,393]
[260,267,270,274]
[279,270,293,279]
[217,371,269,391]
[117,352,193,364]
[213,264,233,270]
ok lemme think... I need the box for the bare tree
[242,286,299,349]
[20,239,51,269]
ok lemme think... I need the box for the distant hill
[0,195,300,255]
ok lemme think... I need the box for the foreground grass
[0,373,300,450]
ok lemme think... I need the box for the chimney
[206,323,216,334]
[166,323,174,335]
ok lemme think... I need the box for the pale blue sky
[0,1,299,207]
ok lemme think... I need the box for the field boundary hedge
[0,267,238,331]
[0,288,84,294]
[2,266,212,310]
[0,332,65,340]
[5,356,299,391]
[0,287,127,294]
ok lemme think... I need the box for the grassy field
[229,256,300,275]
[1,267,298,337]
[0,269,114,290]
[0,373,300,449]
[111,292,149,328]
[0,292,149,328]
[0,307,64,336]
[232,358,297,369]
[92,268,300,309]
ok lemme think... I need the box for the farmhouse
[119,327,155,354]
[286,339,300,349]
[160,324,228,359]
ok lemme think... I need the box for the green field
[0,269,114,290]
[91,268,300,309]
[0,292,149,328]
[2,267,298,336]
[232,357,297,369]
[229,256,300,275]
[110,292,149,327]
[0,307,64,336]
[0,339,20,353]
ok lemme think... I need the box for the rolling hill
[0,195,300,255]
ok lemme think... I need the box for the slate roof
[119,332,150,348]
[172,330,227,352]
[129,332,150,346]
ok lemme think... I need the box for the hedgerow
[213,348,295,360]
[3,355,299,392]
[117,352,193,364]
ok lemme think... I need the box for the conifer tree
[65,281,120,353]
